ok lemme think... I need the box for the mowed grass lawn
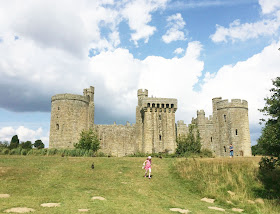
[0,156,271,213]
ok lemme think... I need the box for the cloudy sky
[0,0,280,147]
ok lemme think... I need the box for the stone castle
[49,86,251,157]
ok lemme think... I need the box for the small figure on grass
[229,144,234,158]
[142,156,152,179]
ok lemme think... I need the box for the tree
[258,77,280,157]
[20,141,33,150]
[9,135,19,149]
[251,144,265,156]
[34,140,44,149]
[75,129,100,152]
[0,141,9,148]
[176,124,201,155]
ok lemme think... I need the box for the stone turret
[215,99,251,156]
[136,89,178,154]
[49,87,95,148]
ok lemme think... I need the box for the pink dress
[144,160,151,170]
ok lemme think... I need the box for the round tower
[216,99,251,157]
[49,93,90,149]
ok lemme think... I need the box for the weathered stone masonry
[49,87,251,157]
[177,97,252,157]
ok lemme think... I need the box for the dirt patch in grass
[0,167,10,176]
[170,208,190,213]
[91,196,106,201]
[78,209,90,212]
[4,207,35,213]
[201,197,215,203]
[0,194,10,198]
[208,206,225,212]
[40,203,61,207]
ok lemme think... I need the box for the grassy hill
[0,156,279,213]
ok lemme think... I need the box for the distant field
[0,156,279,213]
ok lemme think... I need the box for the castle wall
[176,120,189,138]
[49,94,91,148]
[49,86,251,157]
[178,97,251,157]
[95,123,136,157]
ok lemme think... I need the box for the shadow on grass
[254,167,280,202]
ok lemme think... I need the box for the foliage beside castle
[49,86,252,157]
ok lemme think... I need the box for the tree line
[0,135,44,150]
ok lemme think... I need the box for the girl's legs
[148,168,151,178]
[144,169,148,177]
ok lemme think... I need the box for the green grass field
[0,156,278,213]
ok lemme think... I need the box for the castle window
[58,107,60,110]
[235,129,238,135]
[166,104,169,108]
[56,124,59,130]
[159,135,162,141]
[159,115,161,120]
[161,104,164,108]
[157,104,160,108]
[171,104,174,108]
[152,103,155,108]
[211,137,212,142]
[224,115,226,122]
[147,103,150,107]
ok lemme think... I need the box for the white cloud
[174,47,184,54]
[210,17,280,43]
[0,126,48,144]
[210,0,280,43]
[122,0,168,45]
[197,40,280,143]
[259,0,280,14]
[0,0,167,54]
[162,13,187,43]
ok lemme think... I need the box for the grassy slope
[0,156,276,213]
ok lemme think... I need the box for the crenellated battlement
[197,110,205,115]
[216,99,248,110]
[51,94,90,103]
[140,98,177,110]
[177,120,185,125]
[137,89,148,97]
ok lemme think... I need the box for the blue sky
[0,0,280,147]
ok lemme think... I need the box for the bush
[1,148,10,155]
[9,148,22,155]
[21,149,28,156]
[74,129,100,152]
[47,149,57,156]
[259,156,279,171]
[258,156,280,200]
[176,125,201,156]
[20,141,33,150]
[34,140,44,149]
[0,141,9,148]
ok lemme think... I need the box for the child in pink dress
[142,156,152,179]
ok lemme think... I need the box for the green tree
[34,140,44,149]
[251,144,265,156]
[20,141,33,150]
[75,129,100,152]
[258,77,280,157]
[9,135,19,149]
[176,124,201,155]
[0,141,9,148]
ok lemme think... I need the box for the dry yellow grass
[175,156,280,214]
